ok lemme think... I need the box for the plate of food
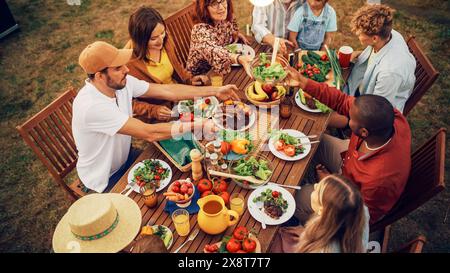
[228,155,273,189]
[295,89,331,113]
[140,225,173,249]
[226,44,256,67]
[297,50,332,83]
[251,53,289,84]
[213,100,256,132]
[127,159,173,193]
[268,129,311,161]
[177,96,219,119]
[248,184,296,226]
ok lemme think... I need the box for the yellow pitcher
[197,195,239,235]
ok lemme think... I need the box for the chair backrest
[403,36,440,116]
[371,128,446,232]
[16,88,80,201]
[164,2,196,82]
[380,225,426,253]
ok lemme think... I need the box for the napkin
[158,133,201,166]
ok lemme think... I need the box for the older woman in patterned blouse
[186,0,253,77]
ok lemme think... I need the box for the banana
[254,81,269,100]
[247,82,268,101]
[276,86,286,96]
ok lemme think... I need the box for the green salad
[233,156,272,181]
[252,53,287,82]
[253,188,288,211]
[272,131,306,156]
[132,159,170,187]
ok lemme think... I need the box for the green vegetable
[307,51,322,62]
[226,44,238,54]
[253,189,288,211]
[315,101,331,113]
[299,89,306,104]
[133,159,169,183]
[233,156,272,181]
[252,53,287,82]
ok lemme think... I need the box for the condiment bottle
[190,149,203,181]
[209,153,219,171]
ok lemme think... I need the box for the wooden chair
[370,128,446,233]
[403,36,440,116]
[16,88,86,201]
[164,2,196,83]
[380,225,426,253]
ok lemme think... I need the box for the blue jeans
[104,147,141,193]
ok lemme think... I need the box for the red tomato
[212,179,228,194]
[226,238,242,253]
[201,190,214,198]
[187,187,194,196]
[283,145,296,157]
[205,98,211,105]
[218,191,230,205]
[272,191,280,198]
[205,244,219,252]
[242,238,257,253]
[154,175,161,180]
[233,226,249,241]
[236,250,247,253]
[274,140,285,151]
[172,185,180,193]
[221,141,231,155]
[197,179,213,193]
[180,184,188,194]
[173,181,181,187]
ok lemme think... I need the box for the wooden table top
[111,40,331,253]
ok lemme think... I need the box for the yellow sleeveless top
[146,49,175,84]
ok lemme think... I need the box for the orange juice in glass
[172,209,190,236]
[230,193,245,216]
[210,72,223,87]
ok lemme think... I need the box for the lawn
[0,0,448,252]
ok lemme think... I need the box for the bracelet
[236,54,242,65]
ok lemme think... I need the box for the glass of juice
[140,184,158,208]
[230,193,245,216]
[210,72,223,87]
[172,209,190,236]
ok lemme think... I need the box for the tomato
[187,187,194,196]
[283,144,296,157]
[233,226,249,241]
[321,54,328,61]
[172,185,180,193]
[173,181,181,187]
[274,140,285,151]
[272,191,280,198]
[154,175,161,180]
[236,250,247,253]
[226,238,242,253]
[221,141,231,155]
[197,179,213,193]
[205,244,219,252]
[212,179,228,194]
[180,184,188,194]
[205,98,211,105]
[157,168,164,174]
[265,63,270,68]
[186,182,193,188]
[201,190,214,198]
[242,238,257,253]
[218,191,230,205]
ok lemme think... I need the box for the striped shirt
[252,0,303,43]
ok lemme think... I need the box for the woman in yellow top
[125,6,209,122]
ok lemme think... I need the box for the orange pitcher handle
[227,209,239,226]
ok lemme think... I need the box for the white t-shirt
[72,75,149,192]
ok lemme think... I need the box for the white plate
[227,43,256,67]
[177,96,219,119]
[213,102,256,132]
[151,225,173,249]
[127,159,173,193]
[268,129,312,161]
[295,91,322,113]
[247,184,296,226]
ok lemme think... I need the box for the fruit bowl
[245,81,287,108]
[251,53,289,85]
[164,178,195,207]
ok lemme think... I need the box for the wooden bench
[403,36,440,116]
[16,88,86,201]
[370,128,446,233]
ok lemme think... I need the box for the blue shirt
[287,3,337,34]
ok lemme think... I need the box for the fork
[268,182,301,190]
[172,228,200,253]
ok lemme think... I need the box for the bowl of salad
[251,53,289,85]
[228,154,273,189]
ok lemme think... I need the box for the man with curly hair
[344,4,416,114]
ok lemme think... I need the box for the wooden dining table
[111,39,331,253]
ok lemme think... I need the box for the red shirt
[304,80,411,224]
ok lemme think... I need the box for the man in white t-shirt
[74,41,240,193]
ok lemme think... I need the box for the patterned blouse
[186,19,239,76]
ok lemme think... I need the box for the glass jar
[280,95,293,119]
[140,184,158,208]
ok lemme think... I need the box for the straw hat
[52,193,141,253]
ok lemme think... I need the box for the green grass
[0,0,448,252]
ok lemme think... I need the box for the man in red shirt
[288,68,411,225]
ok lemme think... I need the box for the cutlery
[119,184,132,195]
[125,185,135,197]
[208,170,267,185]
[305,140,320,145]
[249,204,266,229]
[268,182,301,190]
[173,228,200,253]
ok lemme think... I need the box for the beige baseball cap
[79,41,133,74]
